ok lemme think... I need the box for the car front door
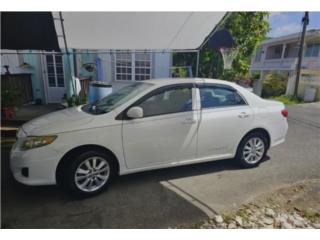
[122,84,198,169]
[196,84,254,160]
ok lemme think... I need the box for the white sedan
[10,78,288,196]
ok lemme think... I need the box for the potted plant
[1,89,18,119]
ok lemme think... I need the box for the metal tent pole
[195,12,231,78]
[198,12,232,51]
[195,50,200,77]
[59,12,76,96]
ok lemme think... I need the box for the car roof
[140,78,237,87]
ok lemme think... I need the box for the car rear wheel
[236,132,268,168]
[62,151,115,197]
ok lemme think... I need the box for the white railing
[251,57,320,71]
[251,58,297,71]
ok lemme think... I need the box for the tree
[173,12,270,81]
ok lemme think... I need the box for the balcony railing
[250,57,320,71]
[251,58,298,71]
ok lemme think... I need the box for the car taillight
[281,108,288,118]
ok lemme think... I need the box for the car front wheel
[236,132,268,168]
[63,151,115,197]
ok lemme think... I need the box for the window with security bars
[254,47,262,62]
[115,51,151,81]
[115,51,132,81]
[304,43,320,57]
[134,52,151,81]
[46,54,65,87]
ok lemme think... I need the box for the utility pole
[294,12,309,97]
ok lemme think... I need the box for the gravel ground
[181,179,320,229]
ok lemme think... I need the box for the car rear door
[122,84,199,169]
[196,84,254,160]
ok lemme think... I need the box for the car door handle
[238,112,249,118]
[181,118,197,124]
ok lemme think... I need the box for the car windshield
[82,82,152,114]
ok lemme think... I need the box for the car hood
[22,106,95,135]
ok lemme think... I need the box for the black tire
[235,132,268,168]
[60,150,116,197]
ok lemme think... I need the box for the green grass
[271,95,304,105]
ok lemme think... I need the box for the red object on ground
[2,106,15,119]
[281,108,289,118]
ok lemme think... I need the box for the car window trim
[116,83,196,120]
[196,83,249,110]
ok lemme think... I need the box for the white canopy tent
[51,11,228,90]
[53,12,226,50]
[1,12,228,99]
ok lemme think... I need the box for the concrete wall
[297,75,320,101]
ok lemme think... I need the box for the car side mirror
[126,106,143,119]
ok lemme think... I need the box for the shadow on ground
[1,144,268,229]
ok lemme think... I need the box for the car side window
[137,86,192,117]
[199,85,246,109]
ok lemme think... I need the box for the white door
[122,84,198,169]
[197,84,254,159]
[44,54,66,103]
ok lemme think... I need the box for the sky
[268,12,320,38]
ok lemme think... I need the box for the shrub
[1,89,18,107]
[262,72,288,98]
[271,95,303,105]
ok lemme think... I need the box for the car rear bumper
[270,137,286,148]
[270,119,288,148]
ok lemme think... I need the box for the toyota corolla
[10,78,288,196]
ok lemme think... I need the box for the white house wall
[251,30,320,72]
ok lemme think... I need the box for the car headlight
[21,135,57,150]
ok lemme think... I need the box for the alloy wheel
[74,156,110,192]
[242,137,265,164]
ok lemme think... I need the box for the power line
[166,12,194,49]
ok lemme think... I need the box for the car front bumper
[10,140,61,186]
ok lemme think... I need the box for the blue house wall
[3,49,172,104]
[22,53,45,102]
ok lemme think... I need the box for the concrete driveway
[166,103,320,215]
[1,103,320,228]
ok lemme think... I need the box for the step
[1,126,19,138]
